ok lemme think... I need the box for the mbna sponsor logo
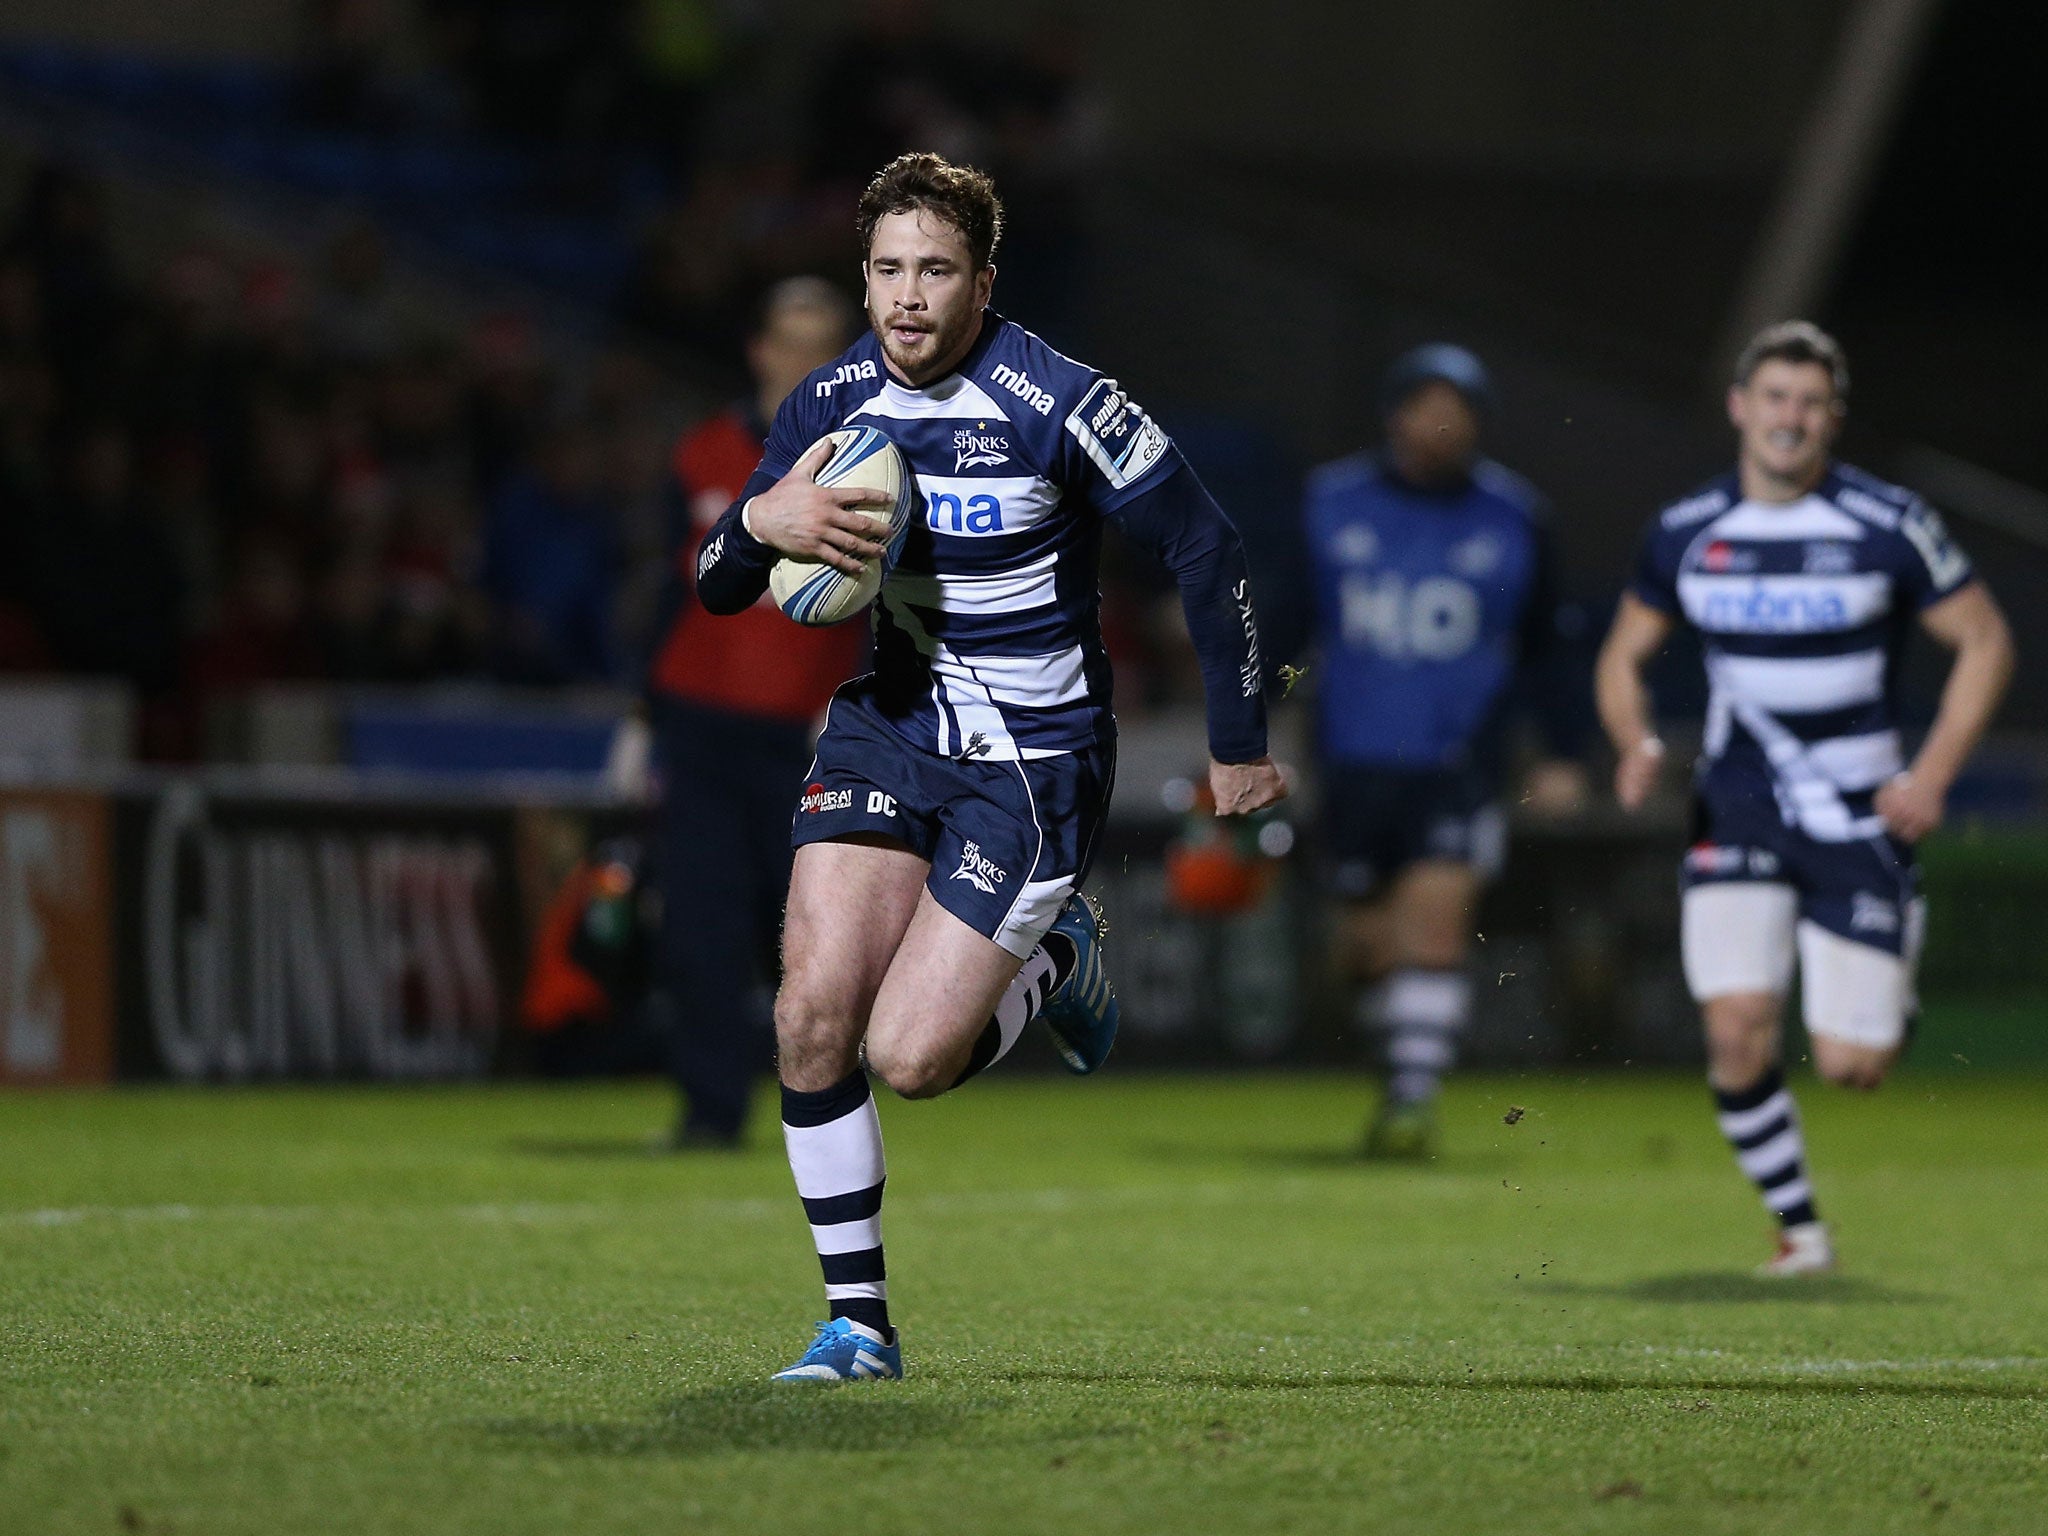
[814,359,879,396]
[1700,581,1848,633]
[990,364,1055,416]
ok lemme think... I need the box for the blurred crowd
[287,0,1102,368]
[0,159,684,758]
[0,1,1107,760]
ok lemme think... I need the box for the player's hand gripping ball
[768,428,917,626]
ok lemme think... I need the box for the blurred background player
[643,277,865,1148]
[1301,344,1586,1157]
[1596,321,2013,1274]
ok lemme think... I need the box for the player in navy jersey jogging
[1596,322,2012,1276]
[694,153,1286,1380]
[1303,345,1586,1159]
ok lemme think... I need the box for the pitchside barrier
[2,770,2043,1085]
[0,770,600,1086]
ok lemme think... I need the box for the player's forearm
[1594,642,1657,756]
[694,494,776,615]
[1909,621,2013,792]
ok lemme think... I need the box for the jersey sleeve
[1628,518,1683,616]
[693,381,838,614]
[1893,496,1974,608]
[690,470,781,615]
[1058,374,1186,515]
[1100,463,1269,763]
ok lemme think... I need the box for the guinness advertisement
[1,777,627,1084]
[0,789,115,1086]
[3,775,1329,1082]
[117,782,520,1081]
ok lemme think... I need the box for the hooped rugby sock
[1372,968,1470,1105]
[1713,1066,1819,1229]
[782,1070,892,1342]
[949,941,1071,1088]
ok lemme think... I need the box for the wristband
[1634,736,1666,758]
[739,498,759,539]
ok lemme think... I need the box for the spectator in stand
[483,413,622,683]
[185,530,324,707]
[21,421,185,724]
[804,0,983,186]
[293,0,409,134]
[644,276,864,1148]
[313,220,403,364]
[0,253,54,667]
[4,164,123,400]
[464,311,549,495]
[382,468,490,679]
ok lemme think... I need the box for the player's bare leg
[1352,860,1478,1157]
[769,837,1109,1379]
[1698,990,1832,1275]
[1809,1036,1896,1091]
[1701,991,1780,1091]
[770,835,925,1380]
[776,835,928,1091]
[1388,861,1478,970]
[863,897,1029,1097]
[1335,863,1476,982]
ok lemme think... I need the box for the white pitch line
[0,1180,1321,1233]
[1630,1344,2047,1374]
[2,1202,304,1228]
[3,1160,1512,1234]
[1777,1357,2046,1374]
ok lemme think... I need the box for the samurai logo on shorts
[798,782,853,814]
[949,840,1008,895]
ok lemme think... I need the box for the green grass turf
[4,1072,2046,1535]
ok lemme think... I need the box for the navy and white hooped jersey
[1304,451,1550,769]
[695,311,1268,765]
[1631,462,1974,843]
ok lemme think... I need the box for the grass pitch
[4,1071,2045,1535]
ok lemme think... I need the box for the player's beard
[869,303,977,387]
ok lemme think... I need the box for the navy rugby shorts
[790,685,1115,958]
[1322,763,1506,901]
[1683,785,1918,957]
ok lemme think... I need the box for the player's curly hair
[857,153,1004,271]
[1735,320,1850,399]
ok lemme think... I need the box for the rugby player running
[1596,322,2011,1275]
[696,153,1286,1379]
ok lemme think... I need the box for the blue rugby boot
[771,1318,903,1383]
[1038,893,1119,1075]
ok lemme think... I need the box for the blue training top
[1304,450,1553,770]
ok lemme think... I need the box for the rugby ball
[768,427,916,626]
